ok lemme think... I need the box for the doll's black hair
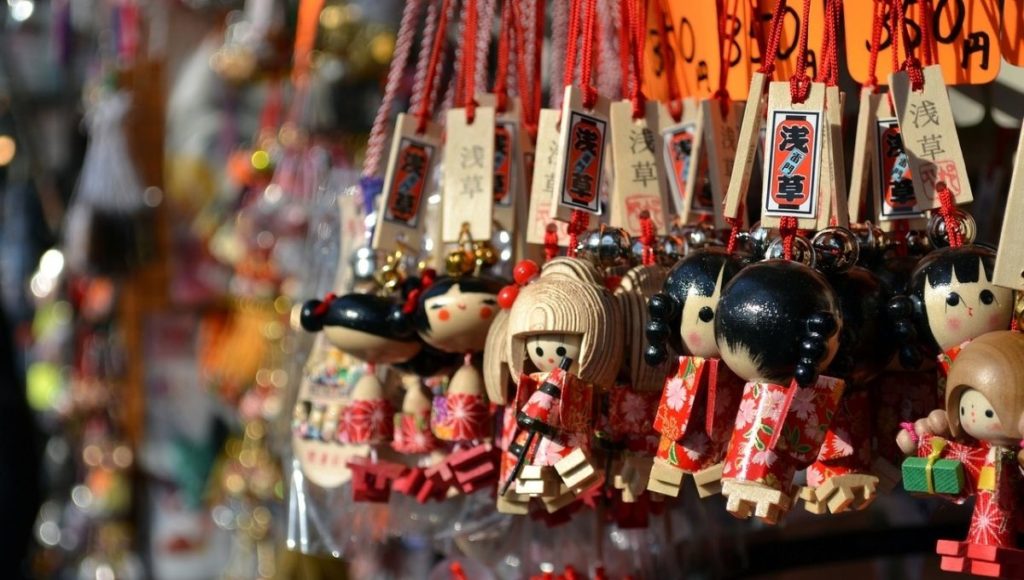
[888,245,998,367]
[644,248,745,366]
[825,267,896,386]
[715,260,841,387]
[392,343,462,377]
[299,293,415,340]
[411,275,505,333]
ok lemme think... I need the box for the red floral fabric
[510,371,593,468]
[596,384,660,454]
[433,393,490,443]
[806,390,874,486]
[345,399,394,444]
[652,356,744,472]
[722,376,845,491]
[392,410,438,454]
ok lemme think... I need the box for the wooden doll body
[392,376,437,454]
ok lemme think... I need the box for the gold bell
[446,251,474,277]
[473,242,498,268]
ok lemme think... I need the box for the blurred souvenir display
[11,0,1024,578]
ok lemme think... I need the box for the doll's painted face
[680,266,726,358]
[924,262,1012,352]
[309,404,325,431]
[527,334,582,374]
[421,284,499,354]
[958,389,1007,444]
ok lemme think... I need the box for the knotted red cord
[789,0,813,103]
[936,182,963,248]
[759,0,789,76]
[625,0,648,119]
[544,223,560,262]
[416,0,453,133]
[639,210,656,266]
[779,216,798,260]
[864,0,884,90]
[714,0,740,115]
[566,210,590,258]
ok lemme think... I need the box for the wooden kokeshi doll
[716,260,845,524]
[502,257,624,512]
[898,331,1024,577]
[643,248,747,499]
[802,266,896,514]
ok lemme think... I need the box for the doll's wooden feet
[613,456,653,503]
[515,465,560,497]
[646,458,684,498]
[555,448,601,493]
[721,480,792,525]
[496,488,531,515]
[965,543,1024,577]
[803,474,878,514]
[542,483,577,513]
[693,463,724,498]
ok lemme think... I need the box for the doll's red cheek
[479,306,493,320]
[687,332,702,348]
[990,313,1005,328]
[946,317,962,331]
[439,309,451,322]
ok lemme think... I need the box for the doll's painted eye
[698,306,714,323]
[535,346,544,356]
[980,289,995,305]
[556,346,567,357]
[946,292,961,307]
[961,406,965,415]
[985,409,994,418]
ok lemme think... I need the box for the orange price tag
[844,0,1000,86]
[666,0,722,98]
[1001,0,1024,66]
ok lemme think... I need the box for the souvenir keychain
[644,247,746,499]
[498,257,624,513]
[897,331,1024,577]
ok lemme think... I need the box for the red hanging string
[816,0,840,87]
[626,0,648,119]
[894,0,924,90]
[725,203,744,254]
[493,0,513,114]
[937,182,963,248]
[510,1,537,138]
[918,0,935,66]
[864,0,884,90]
[759,0,789,76]
[779,216,798,260]
[566,210,590,258]
[579,0,599,108]
[639,210,656,265]
[618,0,632,101]
[461,0,480,123]
[563,0,582,89]
[533,0,544,116]
[655,0,683,121]
[544,223,560,262]
[416,0,453,133]
[789,0,813,102]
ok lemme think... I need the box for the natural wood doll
[643,248,747,499]
[898,331,1024,578]
[501,257,624,512]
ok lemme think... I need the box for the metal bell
[576,227,633,269]
[736,221,772,259]
[765,235,816,267]
[926,209,977,248]
[351,246,378,284]
[811,227,860,274]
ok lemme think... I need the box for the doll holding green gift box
[897,331,1024,578]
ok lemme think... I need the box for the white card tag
[442,106,496,242]
[554,85,611,216]
[703,100,745,229]
[609,100,669,234]
[723,71,767,225]
[373,113,441,251]
[526,109,570,246]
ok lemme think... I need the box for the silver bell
[765,235,816,267]
[811,227,860,274]
[576,227,633,269]
[926,209,977,248]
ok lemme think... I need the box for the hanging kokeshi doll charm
[715,260,845,524]
[897,331,1024,577]
[405,239,506,496]
[643,248,747,499]
[499,258,624,513]
[801,254,897,514]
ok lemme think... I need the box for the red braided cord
[780,216,798,260]
[816,0,840,86]
[533,0,544,115]
[759,0,789,76]
[627,0,648,119]
[566,210,590,258]
[937,182,963,248]
[789,0,813,103]
[580,0,599,108]
[894,0,924,90]
[639,211,656,266]
[509,1,536,137]
[726,215,742,254]
[416,0,453,133]
[493,0,513,114]
[618,0,632,102]
[919,0,934,66]
[564,0,582,89]
[544,224,560,262]
[462,0,479,123]
[364,0,423,178]
[864,0,884,90]
[890,0,900,74]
